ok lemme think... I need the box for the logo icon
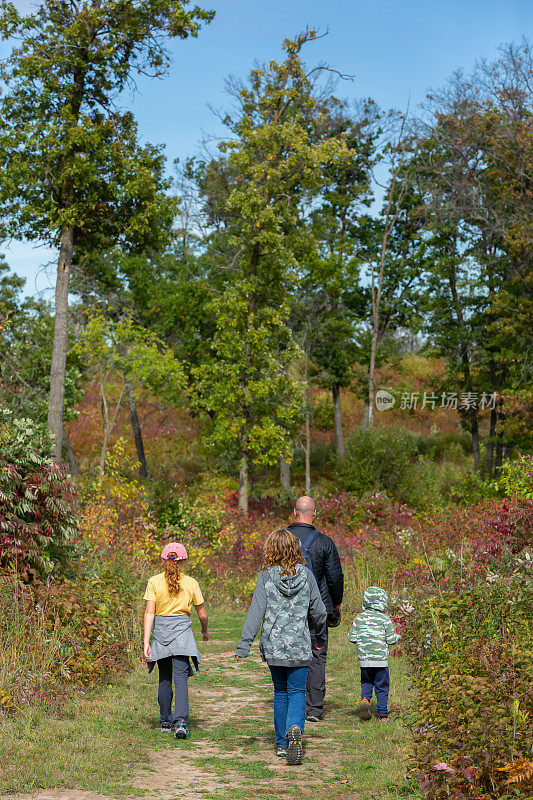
[375,389,396,411]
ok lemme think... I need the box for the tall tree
[298,106,377,452]
[0,0,213,457]
[194,30,348,512]
[417,40,533,471]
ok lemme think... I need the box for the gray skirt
[147,614,201,677]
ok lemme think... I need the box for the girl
[235,528,326,765]
[143,542,208,739]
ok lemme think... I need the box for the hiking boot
[358,699,372,721]
[160,723,172,733]
[305,714,321,723]
[276,747,288,757]
[173,718,189,739]
[379,717,389,724]
[286,725,303,765]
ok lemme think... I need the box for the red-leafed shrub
[0,411,77,577]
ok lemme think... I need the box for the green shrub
[416,429,472,461]
[336,425,419,497]
[311,394,334,430]
[292,441,335,472]
[496,454,533,499]
[403,457,443,511]
[0,410,78,577]
[336,426,442,509]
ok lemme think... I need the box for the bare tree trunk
[332,383,345,456]
[447,248,480,471]
[238,452,248,514]
[48,226,74,459]
[124,372,148,480]
[98,381,125,482]
[470,407,481,471]
[280,457,291,493]
[364,134,408,429]
[485,406,497,476]
[305,405,311,494]
[366,334,377,428]
[361,399,370,428]
[62,426,79,478]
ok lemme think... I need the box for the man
[288,496,344,722]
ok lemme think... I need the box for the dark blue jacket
[287,522,344,613]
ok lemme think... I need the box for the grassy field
[0,609,416,800]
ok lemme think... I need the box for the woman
[235,528,326,765]
[143,542,208,739]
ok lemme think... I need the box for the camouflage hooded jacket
[348,587,400,667]
[236,564,327,667]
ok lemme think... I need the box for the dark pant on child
[306,627,328,717]
[157,655,190,724]
[360,666,390,718]
[268,665,308,749]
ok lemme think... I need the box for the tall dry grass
[344,549,399,613]
[0,574,69,702]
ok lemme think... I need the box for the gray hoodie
[236,564,327,667]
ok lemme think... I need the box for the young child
[143,542,208,739]
[348,586,400,723]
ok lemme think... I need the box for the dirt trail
[8,635,409,800]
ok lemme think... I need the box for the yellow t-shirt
[143,572,204,616]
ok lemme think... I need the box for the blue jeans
[360,666,390,718]
[268,665,308,748]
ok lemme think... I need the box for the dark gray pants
[157,655,189,724]
[306,627,328,717]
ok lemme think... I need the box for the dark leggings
[157,655,190,724]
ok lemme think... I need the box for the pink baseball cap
[161,542,188,561]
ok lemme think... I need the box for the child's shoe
[379,717,389,723]
[276,747,288,757]
[286,725,303,765]
[358,698,372,721]
[160,723,172,733]
[173,718,189,739]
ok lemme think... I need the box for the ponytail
[164,557,183,596]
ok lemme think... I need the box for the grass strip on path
[1,609,417,800]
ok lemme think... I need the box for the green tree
[417,40,533,471]
[194,31,348,512]
[0,0,214,458]
[76,311,186,481]
[0,260,83,473]
[298,106,377,454]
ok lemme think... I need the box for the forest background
[0,2,531,799]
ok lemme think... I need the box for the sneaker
[173,718,189,739]
[358,699,372,721]
[286,725,303,765]
[305,714,321,723]
[160,723,172,733]
[276,747,288,757]
[379,717,389,724]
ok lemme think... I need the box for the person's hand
[334,604,342,611]
[315,644,324,650]
[144,644,152,662]
[235,655,242,660]
[202,632,209,641]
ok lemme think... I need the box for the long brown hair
[164,558,185,596]
[262,528,305,575]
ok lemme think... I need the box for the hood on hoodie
[268,564,308,597]
[362,586,388,612]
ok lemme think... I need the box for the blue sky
[2,0,531,297]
